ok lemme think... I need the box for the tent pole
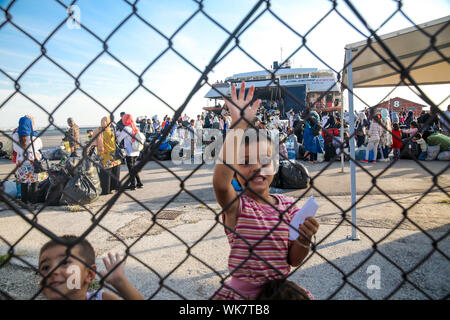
[340,97,345,173]
[346,48,359,241]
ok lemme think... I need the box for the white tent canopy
[341,15,450,241]
[342,15,450,88]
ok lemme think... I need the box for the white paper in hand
[289,196,319,240]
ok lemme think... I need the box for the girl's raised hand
[223,81,261,129]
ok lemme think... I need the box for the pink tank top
[224,194,299,284]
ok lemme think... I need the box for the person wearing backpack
[12,116,49,205]
[355,112,368,148]
[303,111,323,164]
[116,114,143,191]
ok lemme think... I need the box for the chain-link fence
[0,0,449,301]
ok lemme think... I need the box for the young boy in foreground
[38,235,144,300]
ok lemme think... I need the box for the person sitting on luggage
[402,121,418,138]
[279,138,288,160]
[412,133,427,161]
[286,127,299,159]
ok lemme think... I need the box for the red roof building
[375,97,426,117]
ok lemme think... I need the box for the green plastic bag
[427,134,450,152]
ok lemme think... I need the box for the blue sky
[0,0,449,129]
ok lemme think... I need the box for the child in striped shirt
[212,81,319,300]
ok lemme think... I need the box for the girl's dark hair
[256,279,311,300]
[410,121,417,128]
[393,123,399,130]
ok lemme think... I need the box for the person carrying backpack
[303,111,324,164]
[116,114,143,191]
[355,112,368,148]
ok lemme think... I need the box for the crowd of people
[134,111,232,138]
[245,103,450,164]
[354,106,450,163]
[9,102,450,205]
[10,113,148,205]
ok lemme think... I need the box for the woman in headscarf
[93,116,122,195]
[404,111,415,129]
[323,112,335,129]
[116,114,143,191]
[12,116,48,204]
[302,111,324,164]
[378,109,393,162]
[355,112,369,148]
[362,114,383,163]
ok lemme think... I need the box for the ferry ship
[204,60,342,115]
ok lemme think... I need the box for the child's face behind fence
[39,245,96,300]
[236,140,274,195]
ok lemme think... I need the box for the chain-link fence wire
[0,0,449,300]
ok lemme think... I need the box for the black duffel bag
[324,143,336,162]
[297,144,306,160]
[271,160,309,189]
[168,139,179,149]
[60,172,100,206]
[45,167,71,206]
[60,159,102,205]
[153,149,172,161]
[400,140,420,160]
[52,149,70,161]
[36,179,51,203]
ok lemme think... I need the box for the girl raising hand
[212,81,319,300]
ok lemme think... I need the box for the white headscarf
[358,112,367,121]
